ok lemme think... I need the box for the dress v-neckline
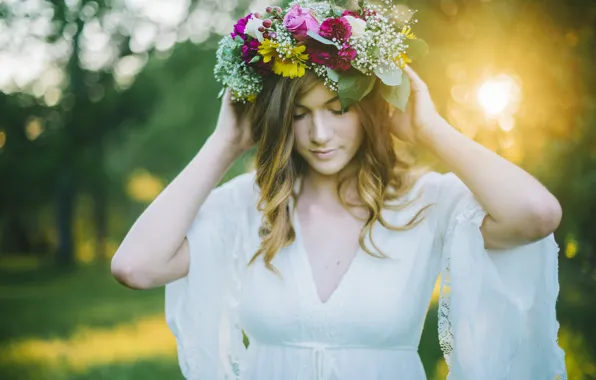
[289,177,362,307]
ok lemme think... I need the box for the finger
[224,87,232,102]
[403,65,427,93]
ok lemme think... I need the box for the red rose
[307,41,357,72]
[341,10,362,19]
[319,17,352,43]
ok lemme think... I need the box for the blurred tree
[0,0,254,265]
[0,1,162,265]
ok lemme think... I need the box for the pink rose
[283,4,320,40]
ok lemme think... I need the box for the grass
[0,258,183,380]
[4,255,591,379]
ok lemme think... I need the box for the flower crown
[214,0,428,111]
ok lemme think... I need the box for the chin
[305,157,352,176]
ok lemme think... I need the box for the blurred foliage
[0,0,595,378]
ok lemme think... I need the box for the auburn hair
[241,72,432,276]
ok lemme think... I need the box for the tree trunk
[94,143,108,262]
[55,172,75,268]
[0,214,32,254]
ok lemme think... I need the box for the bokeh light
[477,74,521,117]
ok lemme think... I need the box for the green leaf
[374,65,403,86]
[234,35,245,46]
[326,67,340,82]
[350,62,368,75]
[337,71,376,110]
[371,45,380,58]
[218,87,226,99]
[222,47,233,57]
[306,30,336,46]
[249,55,261,63]
[380,70,410,112]
[406,38,429,61]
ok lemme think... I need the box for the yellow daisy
[401,26,416,39]
[396,53,412,68]
[257,39,280,63]
[273,59,307,78]
[258,41,309,79]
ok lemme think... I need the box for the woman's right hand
[211,88,255,155]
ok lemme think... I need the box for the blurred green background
[1,0,595,379]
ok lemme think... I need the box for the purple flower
[231,13,253,40]
[319,17,352,43]
[241,39,272,75]
[283,4,320,40]
[241,39,260,62]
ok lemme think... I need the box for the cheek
[339,116,364,147]
[293,123,309,149]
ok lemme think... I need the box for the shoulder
[213,170,260,211]
[411,170,466,200]
[402,169,444,200]
[389,170,470,218]
[219,170,258,193]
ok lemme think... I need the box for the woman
[111,2,567,379]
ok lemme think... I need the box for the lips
[311,149,335,154]
[310,148,337,159]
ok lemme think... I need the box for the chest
[296,206,366,304]
[236,217,441,347]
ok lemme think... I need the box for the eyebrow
[295,95,339,108]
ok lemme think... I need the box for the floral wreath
[214,0,429,111]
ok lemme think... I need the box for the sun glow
[477,75,521,116]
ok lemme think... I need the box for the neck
[300,163,360,205]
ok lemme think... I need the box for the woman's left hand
[388,65,443,144]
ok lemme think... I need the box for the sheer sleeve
[164,172,256,380]
[435,172,567,380]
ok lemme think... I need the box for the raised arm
[111,89,253,289]
[390,66,562,250]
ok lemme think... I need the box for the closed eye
[331,106,350,115]
[293,106,350,120]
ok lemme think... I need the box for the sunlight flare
[477,75,521,116]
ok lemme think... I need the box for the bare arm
[392,66,562,250]
[418,118,562,249]
[111,89,253,289]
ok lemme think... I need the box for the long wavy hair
[241,72,432,275]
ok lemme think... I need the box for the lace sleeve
[165,172,255,380]
[435,173,567,380]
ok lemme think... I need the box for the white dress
[164,170,567,380]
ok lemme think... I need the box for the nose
[310,112,333,145]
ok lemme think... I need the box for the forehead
[295,81,338,108]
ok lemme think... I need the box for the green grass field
[11,255,592,379]
[0,258,183,380]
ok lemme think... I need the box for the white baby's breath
[213,0,421,102]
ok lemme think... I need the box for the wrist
[207,131,250,158]
[206,133,248,162]
[415,115,455,148]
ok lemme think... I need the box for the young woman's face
[292,82,363,176]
